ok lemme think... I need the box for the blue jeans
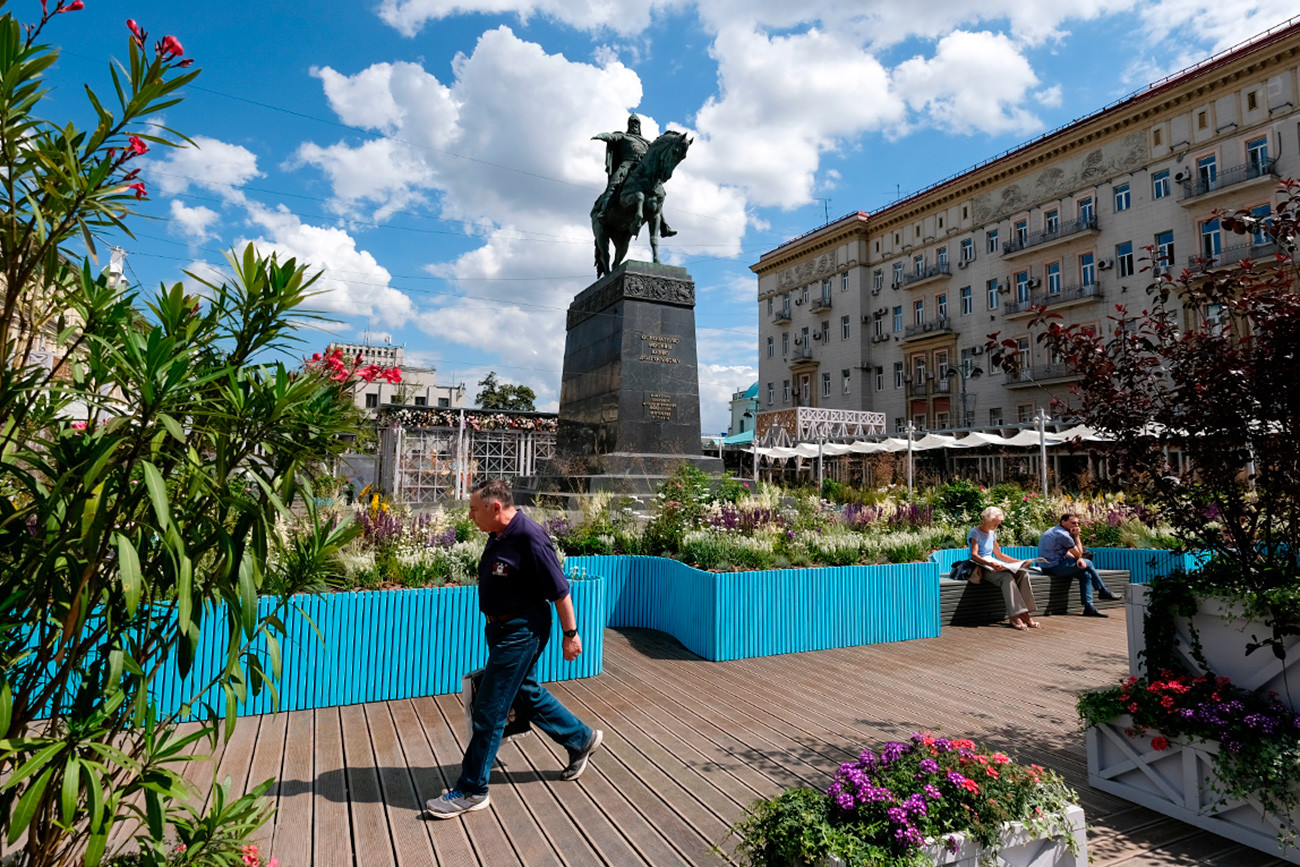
[456,604,591,795]
[1041,560,1110,606]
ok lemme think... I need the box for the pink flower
[71,420,87,431]
[179,58,195,67]
[127,135,148,156]
[159,35,183,57]
[126,18,145,47]
[59,0,85,11]
[382,368,402,384]
[127,182,146,199]
[1150,736,1169,751]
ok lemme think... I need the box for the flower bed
[727,733,1084,867]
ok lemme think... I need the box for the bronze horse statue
[591,130,691,277]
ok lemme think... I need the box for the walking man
[426,479,603,818]
[1037,513,1119,618]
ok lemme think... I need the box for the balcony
[1179,158,1278,203]
[771,308,791,324]
[906,377,954,398]
[1004,363,1082,387]
[810,295,833,312]
[902,262,952,287]
[788,345,814,362]
[1002,217,1099,257]
[1185,240,1279,271]
[902,316,954,340]
[1003,282,1102,316]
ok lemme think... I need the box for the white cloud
[236,204,416,327]
[891,31,1044,136]
[698,362,756,435]
[149,135,262,200]
[376,0,673,37]
[168,201,220,240]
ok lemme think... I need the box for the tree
[476,370,537,411]
[987,179,1300,654]
[0,9,362,866]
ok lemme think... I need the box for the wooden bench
[941,569,1130,626]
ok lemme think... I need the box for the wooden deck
[178,608,1288,866]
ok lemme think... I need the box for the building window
[1015,271,1030,304]
[873,313,883,338]
[1250,204,1272,245]
[937,293,947,319]
[1247,91,1259,111]
[1156,230,1175,270]
[876,367,884,391]
[819,320,830,343]
[913,299,924,325]
[782,332,789,355]
[1197,155,1217,190]
[913,413,927,430]
[1247,137,1270,174]
[892,262,904,285]
[783,380,790,403]
[893,306,903,332]
[894,362,904,389]
[767,336,774,358]
[1046,262,1061,295]
[841,315,851,340]
[935,350,949,379]
[1045,209,1059,234]
[1152,170,1170,199]
[1197,110,1208,130]
[988,408,1003,426]
[782,293,791,315]
[937,247,948,268]
[800,285,809,304]
[821,372,831,397]
[1078,197,1094,224]
[413,395,427,406]
[934,411,950,430]
[766,297,773,315]
[960,286,972,315]
[1200,218,1221,260]
[960,238,974,262]
[873,270,884,291]
[1116,241,1134,277]
[437,397,450,407]
[913,255,925,276]
[987,279,1000,310]
[767,382,774,405]
[821,278,832,300]
[1014,220,1028,246]
[1153,127,1163,147]
[842,368,851,394]
[1017,404,1035,423]
[1080,253,1095,286]
[1114,184,1130,212]
[841,271,850,292]
[986,229,999,253]
[364,393,379,409]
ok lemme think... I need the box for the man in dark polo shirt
[426,479,602,819]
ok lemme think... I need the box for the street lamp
[945,361,983,429]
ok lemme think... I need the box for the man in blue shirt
[426,479,602,819]
[1038,513,1118,617]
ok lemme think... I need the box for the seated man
[1038,513,1118,618]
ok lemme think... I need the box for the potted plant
[723,733,1085,867]
[988,180,1300,681]
[1080,671,1300,862]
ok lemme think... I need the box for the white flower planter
[824,804,1087,867]
[1087,715,1300,864]
[1126,583,1300,710]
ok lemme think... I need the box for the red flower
[61,0,85,10]
[127,182,146,199]
[127,18,145,47]
[1150,736,1169,751]
[159,35,184,57]
[382,368,402,384]
[127,135,148,156]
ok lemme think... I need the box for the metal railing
[902,262,952,285]
[1002,217,1098,255]
[1186,240,1279,270]
[1004,363,1081,386]
[811,295,833,311]
[903,316,953,339]
[1180,157,1278,199]
[1003,282,1102,315]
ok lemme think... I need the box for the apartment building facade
[753,20,1300,434]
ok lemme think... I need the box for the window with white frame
[767,336,774,358]
[1014,220,1028,246]
[937,247,948,268]
[1250,204,1272,245]
[842,368,851,394]
[782,332,789,354]
[987,279,1000,310]
[1045,209,1059,234]
[1156,230,1174,270]
[1017,404,1035,423]
[876,366,884,391]
[821,372,831,397]
[873,270,884,291]
[1114,184,1130,212]
[783,379,790,403]
[841,271,850,292]
[1080,253,1095,286]
[766,297,773,315]
[937,293,947,319]
[1078,197,1094,224]
[841,315,850,340]
[892,262,904,285]
[935,350,949,379]
[1247,137,1270,174]
[988,407,1003,425]
[1117,241,1134,277]
[819,320,830,343]
[893,362,904,388]
[821,278,832,300]
[873,313,883,337]
[893,306,903,331]
[1152,170,1170,200]
[800,285,809,304]
[767,382,774,405]
[913,254,925,276]
[934,411,950,430]
[960,286,972,315]
[913,299,924,325]
[986,229,999,253]
[1046,262,1061,295]
[1200,218,1221,260]
[1197,155,1217,190]
[960,238,974,262]
[1016,271,1029,304]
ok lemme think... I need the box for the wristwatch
[563,628,579,638]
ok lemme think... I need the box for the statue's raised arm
[590,115,690,277]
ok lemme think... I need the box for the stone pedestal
[520,261,720,503]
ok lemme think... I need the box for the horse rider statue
[592,114,675,239]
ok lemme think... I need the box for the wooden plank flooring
[134,610,1295,865]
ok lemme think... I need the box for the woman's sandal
[1025,619,1041,628]
[1008,620,1027,631]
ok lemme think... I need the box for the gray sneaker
[425,788,490,819]
[561,729,603,781]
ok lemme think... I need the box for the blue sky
[36,0,1299,434]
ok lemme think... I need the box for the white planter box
[825,804,1087,867]
[1087,715,1300,864]
[1126,584,1300,710]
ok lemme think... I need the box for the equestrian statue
[591,115,691,277]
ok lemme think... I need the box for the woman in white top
[966,506,1039,630]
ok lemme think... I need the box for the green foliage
[475,370,536,411]
[933,477,985,524]
[0,13,362,865]
[643,463,714,555]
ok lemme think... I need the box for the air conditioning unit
[794,298,803,305]
[998,284,1010,295]
[957,260,969,269]
[1174,169,1190,182]
[871,287,880,296]
[1097,258,1114,270]
[971,345,983,355]
[861,314,872,323]
[793,336,803,345]
[812,332,822,341]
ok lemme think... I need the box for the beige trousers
[977,566,1037,618]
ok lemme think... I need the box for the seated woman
[967,506,1040,630]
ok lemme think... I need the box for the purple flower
[880,741,908,764]
[917,758,939,774]
[923,784,943,801]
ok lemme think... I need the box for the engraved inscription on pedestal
[643,393,677,421]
